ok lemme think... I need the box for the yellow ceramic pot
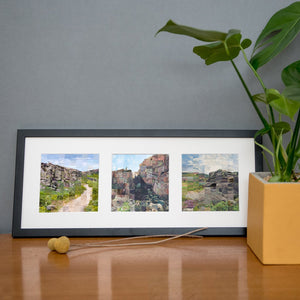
[247,172,300,264]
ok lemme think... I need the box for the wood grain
[1,234,300,299]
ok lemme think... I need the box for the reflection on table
[1,235,300,299]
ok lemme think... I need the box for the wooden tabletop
[1,234,300,300]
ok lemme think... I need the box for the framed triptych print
[12,129,262,237]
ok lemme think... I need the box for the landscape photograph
[111,154,169,212]
[182,154,239,211]
[39,154,99,213]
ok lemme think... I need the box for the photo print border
[12,129,262,237]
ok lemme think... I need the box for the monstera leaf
[193,30,251,65]
[250,2,300,70]
[253,60,300,119]
[282,60,300,86]
[279,60,300,118]
[283,85,300,103]
[255,122,291,139]
[156,20,251,65]
[156,20,227,41]
[268,90,300,120]
[253,88,300,120]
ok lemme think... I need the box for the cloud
[41,154,99,171]
[182,154,238,173]
[112,154,153,172]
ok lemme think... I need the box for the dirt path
[59,184,92,212]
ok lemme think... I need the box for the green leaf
[193,29,243,65]
[282,60,300,86]
[252,93,267,103]
[266,89,300,119]
[295,143,300,158]
[225,29,241,44]
[282,84,300,103]
[274,129,284,174]
[270,96,300,119]
[260,85,300,119]
[254,122,290,141]
[266,89,281,104]
[268,175,282,182]
[272,121,291,135]
[193,42,240,65]
[254,126,270,139]
[255,140,274,157]
[193,42,224,59]
[156,20,246,65]
[156,20,227,42]
[250,2,300,70]
[241,38,252,49]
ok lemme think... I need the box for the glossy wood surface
[1,234,300,299]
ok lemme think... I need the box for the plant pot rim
[250,172,300,184]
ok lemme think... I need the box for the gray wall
[0,0,298,233]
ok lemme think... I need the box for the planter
[247,172,300,264]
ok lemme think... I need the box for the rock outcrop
[84,169,99,176]
[40,163,99,190]
[112,154,169,211]
[40,163,83,190]
[139,154,169,198]
[205,169,238,201]
[112,169,134,198]
[183,169,239,211]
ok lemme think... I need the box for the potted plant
[156,2,300,264]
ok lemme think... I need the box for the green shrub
[84,199,98,212]
[118,202,130,212]
[211,201,229,211]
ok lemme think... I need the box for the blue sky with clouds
[41,154,99,171]
[112,154,153,172]
[182,154,239,174]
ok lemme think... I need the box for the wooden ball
[54,236,70,254]
[47,238,57,251]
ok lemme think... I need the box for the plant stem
[262,151,274,176]
[241,47,276,125]
[285,110,300,180]
[241,48,266,91]
[231,56,287,175]
[230,60,269,129]
[270,106,275,125]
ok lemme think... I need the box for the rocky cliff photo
[39,154,99,213]
[112,154,169,212]
[182,154,239,211]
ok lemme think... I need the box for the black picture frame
[12,129,262,237]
